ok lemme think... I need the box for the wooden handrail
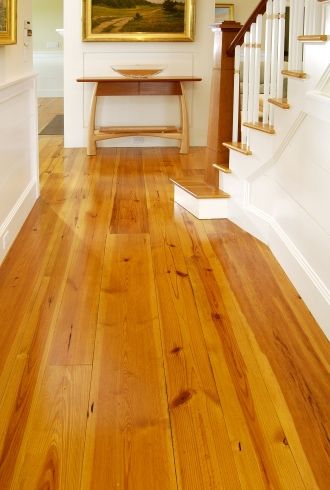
[227,0,268,56]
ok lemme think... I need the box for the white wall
[222,5,330,337]
[232,0,259,24]
[0,0,33,83]
[32,0,63,97]
[33,50,63,97]
[0,0,39,263]
[64,0,215,149]
[32,0,63,52]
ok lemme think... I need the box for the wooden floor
[0,118,329,488]
[38,97,64,133]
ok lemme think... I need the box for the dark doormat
[39,115,64,135]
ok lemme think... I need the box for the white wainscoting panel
[0,75,39,264]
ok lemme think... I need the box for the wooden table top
[77,76,202,83]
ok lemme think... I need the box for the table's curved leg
[179,82,189,154]
[87,82,98,156]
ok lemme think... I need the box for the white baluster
[232,45,241,143]
[248,23,256,124]
[253,14,263,124]
[304,0,314,36]
[295,0,305,70]
[270,0,279,127]
[242,32,250,146]
[277,0,286,99]
[320,2,326,35]
[263,0,273,125]
[288,0,296,70]
[314,1,324,34]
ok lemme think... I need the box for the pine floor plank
[0,143,329,489]
[176,210,307,490]
[0,222,78,487]
[11,366,91,489]
[81,234,176,489]
[144,163,241,488]
[48,150,118,366]
[143,152,270,489]
[205,219,330,489]
[110,148,149,234]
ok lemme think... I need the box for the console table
[77,76,202,156]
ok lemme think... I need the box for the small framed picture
[215,3,234,23]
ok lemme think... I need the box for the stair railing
[206,0,327,181]
[228,0,328,151]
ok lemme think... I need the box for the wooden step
[282,69,307,79]
[213,163,232,173]
[223,142,252,155]
[242,122,275,134]
[268,98,290,109]
[298,35,328,42]
[170,178,230,199]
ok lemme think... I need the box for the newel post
[205,21,242,186]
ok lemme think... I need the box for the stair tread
[170,178,230,199]
[282,69,307,79]
[298,35,328,42]
[268,98,290,109]
[213,163,232,173]
[243,122,276,134]
[223,142,252,155]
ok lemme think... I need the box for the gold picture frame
[215,3,234,23]
[83,0,195,42]
[0,0,16,45]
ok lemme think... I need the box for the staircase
[172,0,330,337]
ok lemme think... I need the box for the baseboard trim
[0,180,39,264]
[243,199,330,338]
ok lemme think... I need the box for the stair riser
[173,185,228,219]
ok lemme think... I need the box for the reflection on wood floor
[0,139,329,489]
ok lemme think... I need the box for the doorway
[32,0,64,134]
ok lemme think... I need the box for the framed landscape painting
[83,0,195,42]
[215,3,234,23]
[0,0,16,45]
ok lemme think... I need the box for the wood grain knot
[282,437,289,446]
[170,346,182,354]
[176,271,188,278]
[212,312,221,320]
[171,390,194,409]
[123,258,130,262]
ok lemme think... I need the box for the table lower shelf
[90,126,184,151]
[98,125,179,134]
